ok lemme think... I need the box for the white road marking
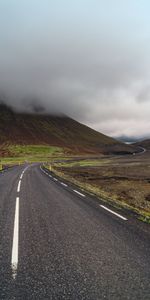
[40,166,68,187]
[40,167,48,176]
[17,180,21,193]
[40,166,52,177]
[60,182,68,187]
[100,205,127,221]
[73,190,85,197]
[20,166,29,177]
[11,197,19,279]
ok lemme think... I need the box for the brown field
[51,151,150,221]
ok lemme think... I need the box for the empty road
[0,164,150,299]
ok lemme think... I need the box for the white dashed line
[20,166,29,179]
[11,197,19,279]
[11,166,29,278]
[73,190,85,197]
[60,182,68,187]
[41,167,69,189]
[54,178,58,181]
[40,166,128,221]
[40,167,48,176]
[17,180,21,193]
[100,205,127,221]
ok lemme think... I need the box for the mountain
[115,135,141,143]
[0,104,137,156]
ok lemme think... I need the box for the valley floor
[49,151,150,222]
[1,144,150,222]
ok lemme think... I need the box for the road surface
[0,164,150,299]
[135,146,147,155]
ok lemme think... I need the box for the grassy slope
[0,104,137,156]
[1,145,64,165]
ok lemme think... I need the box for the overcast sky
[0,0,150,138]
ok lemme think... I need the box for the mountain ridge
[0,104,137,155]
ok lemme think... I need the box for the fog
[0,0,150,138]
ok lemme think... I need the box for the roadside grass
[0,145,65,166]
[139,215,150,224]
[45,155,150,223]
[51,166,150,223]
[55,158,111,168]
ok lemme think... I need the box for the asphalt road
[0,164,150,299]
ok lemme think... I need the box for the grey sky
[0,0,150,138]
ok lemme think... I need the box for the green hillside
[0,104,137,157]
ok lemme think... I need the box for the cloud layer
[0,0,150,138]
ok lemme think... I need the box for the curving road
[137,146,146,155]
[0,164,150,299]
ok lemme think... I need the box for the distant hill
[0,104,138,156]
[116,135,141,143]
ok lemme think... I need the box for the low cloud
[0,0,150,138]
